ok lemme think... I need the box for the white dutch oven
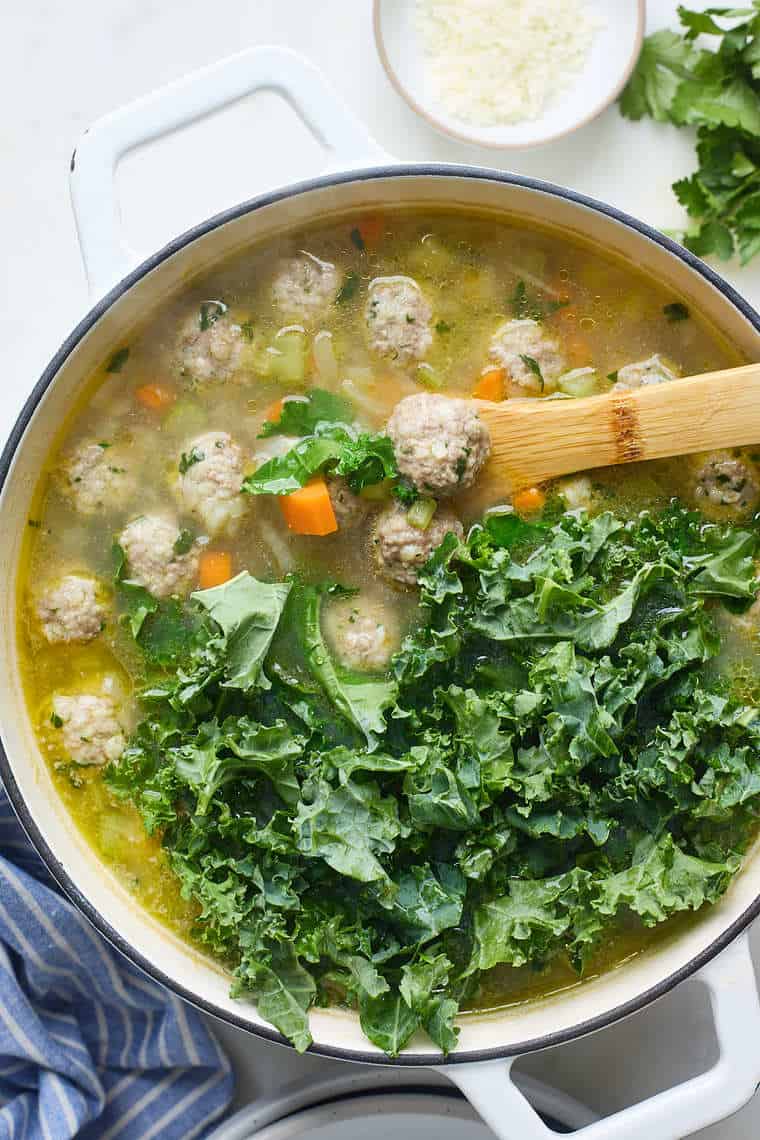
[3,46,760,1140]
[203,1068,598,1139]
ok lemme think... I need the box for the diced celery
[557,367,599,398]
[270,328,307,386]
[483,504,515,520]
[407,497,437,530]
[359,478,394,502]
[416,362,444,390]
[163,399,207,438]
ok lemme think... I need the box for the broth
[17,207,760,1045]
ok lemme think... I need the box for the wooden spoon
[476,364,760,492]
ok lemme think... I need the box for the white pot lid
[206,1076,597,1140]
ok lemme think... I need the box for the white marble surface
[4,0,760,1135]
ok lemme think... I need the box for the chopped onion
[313,330,339,388]
[557,367,599,398]
[258,519,294,573]
[342,375,387,419]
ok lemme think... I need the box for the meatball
[614,354,678,391]
[119,514,199,598]
[36,575,105,644]
[175,308,245,384]
[386,394,490,496]
[373,502,464,587]
[51,693,125,766]
[271,252,341,320]
[59,441,136,515]
[365,276,433,363]
[323,596,400,672]
[176,431,248,538]
[488,319,565,393]
[326,475,368,530]
[695,453,760,512]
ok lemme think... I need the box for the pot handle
[69,45,388,298]
[445,934,760,1140]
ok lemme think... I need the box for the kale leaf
[105,502,760,1058]
[193,572,292,691]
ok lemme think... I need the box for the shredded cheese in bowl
[416,0,603,127]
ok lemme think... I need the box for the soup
[18,208,760,1056]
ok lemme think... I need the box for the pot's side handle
[69,45,388,299]
[445,934,760,1140]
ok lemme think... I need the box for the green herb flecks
[199,300,227,331]
[106,347,130,373]
[173,529,194,556]
[337,272,360,304]
[393,478,419,507]
[663,302,690,322]
[520,353,545,391]
[510,280,569,322]
[179,447,205,475]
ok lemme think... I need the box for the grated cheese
[416,0,603,127]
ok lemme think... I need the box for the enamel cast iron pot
[3,46,760,1140]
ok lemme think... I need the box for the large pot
[203,1067,598,1139]
[2,46,760,1140]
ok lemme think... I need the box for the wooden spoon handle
[477,363,760,490]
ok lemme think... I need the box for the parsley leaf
[179,447,205,475]
[620,7,760,263]
[519,353,545,391]
[510,279,569,322]
[663,301,690,321]
[199,300,227,331]
[173,529,194,556]
[337,272,360,303]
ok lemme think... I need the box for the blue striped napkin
[0,787,235,1139]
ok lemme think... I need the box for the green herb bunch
[621,3,760,262]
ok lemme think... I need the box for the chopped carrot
[265,398,284,424]
[279,477,338,536]
[354,213,385,250]
[198,551,233,590]
[472,368,506,402]
[513,487,547,516]
[135,384,175,412]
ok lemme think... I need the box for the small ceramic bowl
[373,0,646,149]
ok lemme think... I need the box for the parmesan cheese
[416,0,603,127]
